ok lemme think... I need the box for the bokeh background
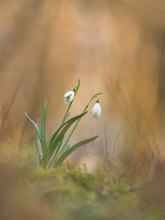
[0,0,165,179]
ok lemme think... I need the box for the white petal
[91,103,102,119]
[64,91,75,104]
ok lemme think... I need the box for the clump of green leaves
[25,78,102,168]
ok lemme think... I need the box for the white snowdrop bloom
[91,102,102,119]
[64,90,75,104]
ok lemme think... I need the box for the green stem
[60,103,71,126]
[60,78,80,126]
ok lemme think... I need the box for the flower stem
[60,78,81,126]
[60,103,71,126]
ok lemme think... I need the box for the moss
[24,166,163,220]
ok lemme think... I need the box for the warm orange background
[0,0,165,176]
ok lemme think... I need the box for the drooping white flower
[64,90,75,104]
[91,102,102,119]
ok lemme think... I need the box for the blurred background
[0,0,165,179]
[1,0,165,219]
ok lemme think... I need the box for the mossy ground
[24,164,163,220]
[0,147,163,220]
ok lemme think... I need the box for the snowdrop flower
[91,101,102,119]
[64,90,75,104]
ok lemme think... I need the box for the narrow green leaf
[65,112,70,121]
[41,100,47,141]
[48,140,63,167]
[49,111,87,150]
[25,112,42,165]
[54,140,71,163]
[75,77,80,95]
[35,133,42,165]
[49,120,67,147]
[40,100,48,164]
[25,112,41,141]
[48,111,88,164]
[54,135,99,166]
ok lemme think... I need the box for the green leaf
[62,110,71,125]
[55,140,71,161]
[35,133,42,165]
[49,119,70,147]
[49,140,72,168]
[25,112,41,141]
[48,111,88,158]
[40,100,48,164]
[54,135,99,166]
[75,77,80,95]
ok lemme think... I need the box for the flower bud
[64,91,75,104]
[91,102,102,119]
